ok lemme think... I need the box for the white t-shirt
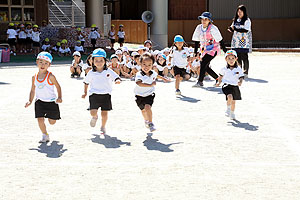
[170,47,189,68]
[117,31,125,38]
[26,29,32,38]
[134,70,157,97]
[126,61,134,69]
[82,63,92,71]
[74,45,84,52]
[219,65,244,86]
[109,30,115,39]
[7,29,18,39]
[31,31,41,42]
[78,32,86,41]
[18,30,27,39]
[52,46,59,52]
[154,62,166,71]
[41,44,51,51]
[89,31,100,39]
[72,60,84,68]
[59,47,71,53]
[192,59,200,67]
[134,64,141,71]
[192,24,223,42]
[84,68,120,95]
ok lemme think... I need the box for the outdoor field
[0,52,300,200]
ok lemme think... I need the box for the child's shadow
[201,86,222,94]
[0,82,10,85]
[76,77,84,80]
[143,133,182,152]
[91,134,131,148]
[228,119,259,131]
[245,77,268,83]
[176,95,200,103]
[29,141,67,158]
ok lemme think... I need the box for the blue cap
[37,52,53,63]
[92,48,106,58]
[161,54,167,60]
[198,12,213,22]
[174,35,184,43]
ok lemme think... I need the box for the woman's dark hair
[233,5,248,24]
[92,57,107,72]
[86,54,92,66]
[139,52,155,64]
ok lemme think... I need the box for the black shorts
[173,66,187,77]
[26,37,32,44]
[33,42,40,47]
[7,38,16,46]
[158,70,164,76]
[89,93,112,111]
[72,66,82,75]
[110,39,115,44]
[18,38,27,44]
[80,41,85,47]
[135,93,155,110]
[91,39,96,46]
[35,99,61,120]
[118,38,124,44]
[222,84,241,100]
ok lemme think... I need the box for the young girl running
[216,50,244,120]
[70,51,83,78]
[25,52,62,143]
[82,48,121,137]
[170,35,190,95]
[228,5,252,78]
[192,12,227,87]
[134,53,169,132]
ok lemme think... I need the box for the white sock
[227,105,231,110]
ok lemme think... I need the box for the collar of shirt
[141,70,153,76]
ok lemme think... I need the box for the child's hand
[163,77,171,83]
[215,82,220,87]
[238,82,242,86]
[56,98,62,103]
[25,101,32,108]
[115,79,121,84]
[82,93,87,99]
[152,81,156,86]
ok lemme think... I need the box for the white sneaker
[175,89,181,95]
[13,53,16,56]
[39,134,50,143]
[230,112,236,120]
[100,127,106,139]
[90,117,98,127]
[145,120,150,128]
[148,122,156,132]
[225,109,230,117]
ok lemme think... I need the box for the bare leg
[144,104,152,123]
[101,111,108,128]
[37,117,47,134]
[48,119,56,125]
[175,75,181,90]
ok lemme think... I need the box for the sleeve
[238,67,244,78]
[6,30,9,35]
[192,25,201,41]
[135,72,143,82]
[97,32,100,38]
[211,25,223,42]
[88,32,91,39]
[84,71,91,84]
[219,67,226,76]
[109,69,120,82]
[244,18,251,31]
[153,71,158,79]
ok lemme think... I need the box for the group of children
[25,9,248,143]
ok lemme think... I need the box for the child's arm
[215,75,223,87]
[25,76,36,108]
[238,77,243,86]
[136,80,156,87]
[49,74,62,103]
[82,83,89,98]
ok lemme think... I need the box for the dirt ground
[0,52,300,200]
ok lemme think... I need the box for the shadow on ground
[143,133,182,152]
[29,141,67,158]
[91,134,131,148]
[228,119,259,131]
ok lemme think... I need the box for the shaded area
[245,77,268,83]
[176,95,200,103]
[201,86,223,94]
[228,119,259,131]
[0,82,10,85]
[29,141,67,158]
[143,133,182,152]
[91,134,131,148]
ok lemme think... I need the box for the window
[24,0,33,5]
[11,7,21,21]
[24,8,34,21]
[11,0,21,5]
[0,7,8,21]
[0,0,8,5]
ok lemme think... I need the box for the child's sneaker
[148,122,156,132]
[192,82,203,87]
[230,112,236,120]
[225,108,230,117]
[90,116,98,127]
[145,120,150,128]
[39,133,50,143]
[100,127,106,139]
[175,89,181,95]
[71,74,75,78]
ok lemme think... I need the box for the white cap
[115,50,122,55]
[137,45,146,51]
[122,46,129,52]
[153,50,160,55]
[163,47,170,53]
[131,51,139,57]
[72,51,81,57]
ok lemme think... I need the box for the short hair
[139,52,155,64]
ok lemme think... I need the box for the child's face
[175,42,184,49]
[225,55,237,66]
[76,43,81,46]
[201,18,210,27]
[237,9,244,19]
[74,55,81,62]
[111,57,118,64]
[158,56,165,64]
[36,59,51,72]
[141,58,153,73]
[33,27,37,31]
[144,43,151,49]
[93,57,106,69]
[164,52,169,56]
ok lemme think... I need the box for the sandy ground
[0,52,300,200]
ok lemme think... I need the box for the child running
[134,52,169,132]
[216,50,244,120]
[25,52,62,143]
[82,48,121,138]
